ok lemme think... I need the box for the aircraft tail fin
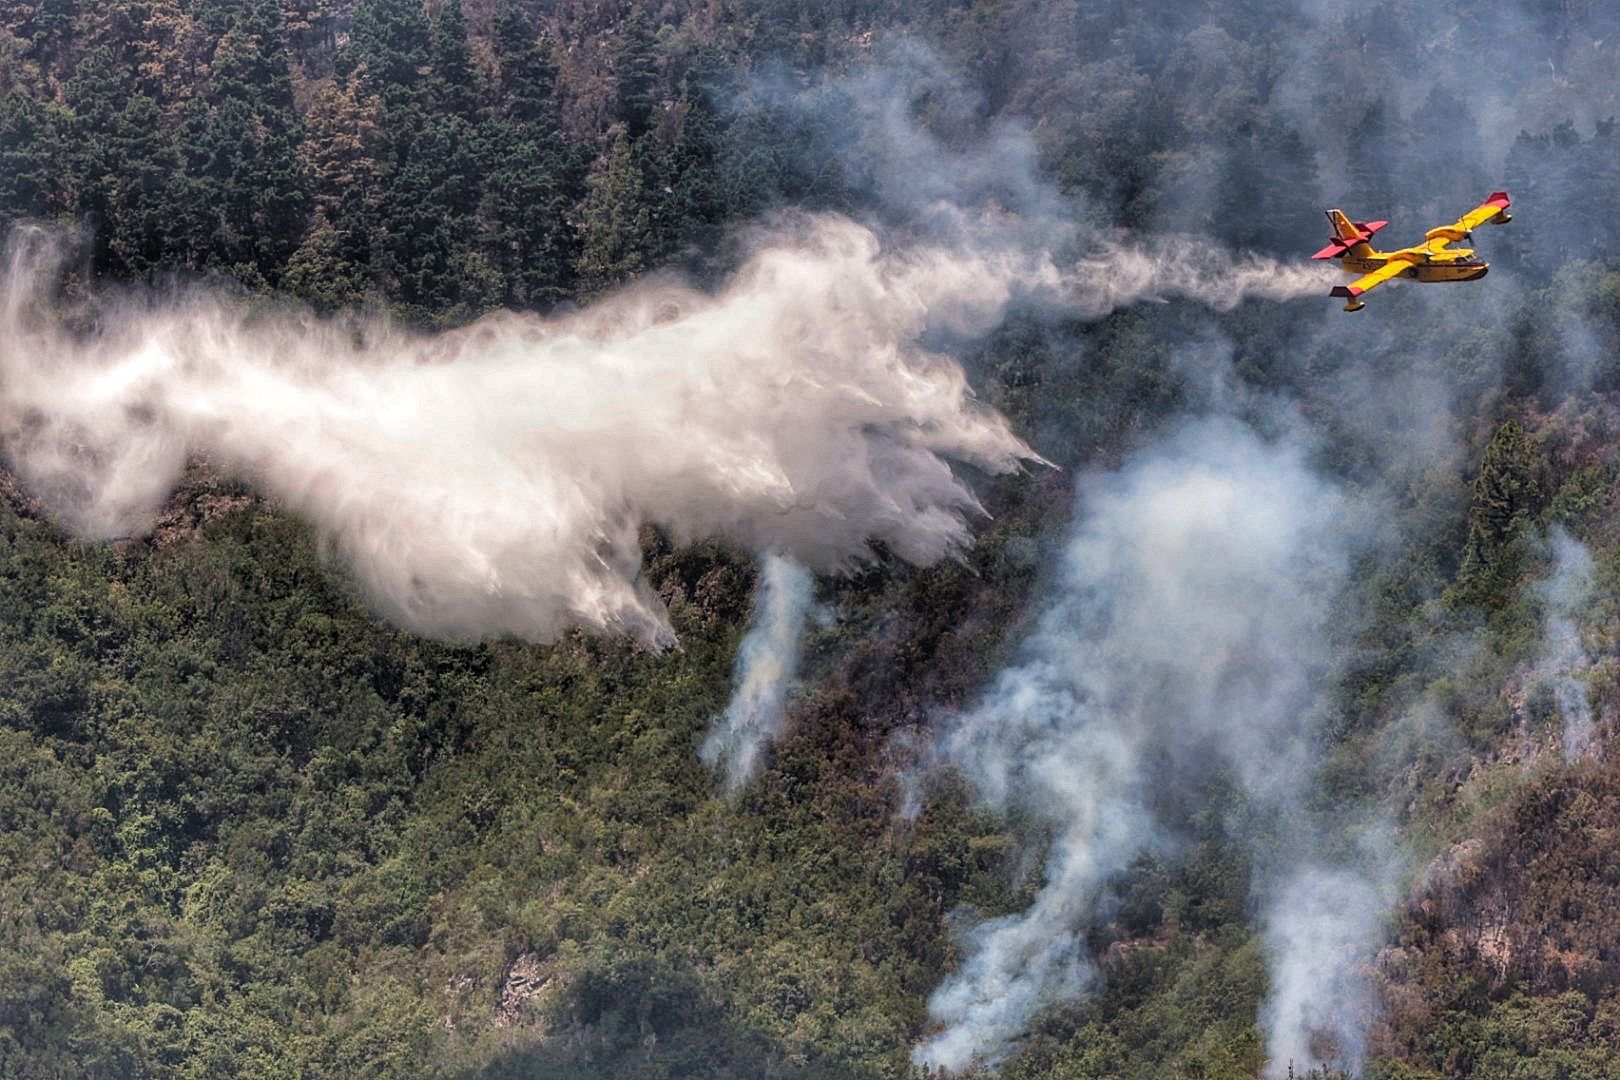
[1328,209,1361,242]
[1311,210,1388,259]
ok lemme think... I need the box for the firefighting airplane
[1311,191,1512,311]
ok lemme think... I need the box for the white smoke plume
[1537,527,1597,761]
[700,553,814,792]
[1260,862,1395,1079]
[913,417,1349,1073]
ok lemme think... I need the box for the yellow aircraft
[1312,192,1512,311]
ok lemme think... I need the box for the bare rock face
[148,460,255,548]
[0,464,42,518]
[1375,762,1620,1066]
[496,952,553,1029]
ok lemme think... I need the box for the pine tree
[103,93,184,274]
[173,0,308,275]
[63,46,182,273]
[427,0,477,120]
[612,11,661,140]
[1501,128,1546,273]
[0,92,61,228]
[281,208,369,310]
[341,0,431,111]
[479,120,585,307]
[493,10,559,128]
[1581,118,1620,258]
[299,79,383,216]
[1409,85,1483,218]
[662,85,729,275]
[1345,98,1397,215]
[577,129,652,295]
[482,10,585,308]
[25,0,80,81]
[1542,120,1587,264]
[210,0,295,117]
[1459,419,1547,594]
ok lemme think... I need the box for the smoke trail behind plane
[1067,236,1342,316]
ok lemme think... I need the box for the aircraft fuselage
[1340,251,1489,283]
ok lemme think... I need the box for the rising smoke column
[913,418,1350,1073]
[701,553,814,793]
[1260,859,1397,1079]
[1538,527,1598,761]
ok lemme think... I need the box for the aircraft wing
[1424,191,1512,251]
[1330,259,1408,303]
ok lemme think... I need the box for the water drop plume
[0,217,1041,645]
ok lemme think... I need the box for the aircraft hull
[1410,263,1489,283]
[1338,259,1489,283]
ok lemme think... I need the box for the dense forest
[2,0,1620,1077]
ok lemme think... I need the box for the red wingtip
[1329,285,1365,298]
[1486,191,1510,207]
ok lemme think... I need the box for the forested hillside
[2,1,1620,1078]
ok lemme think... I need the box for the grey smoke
[913,417,1351,1073]
[786,12,1604,1078]
[737,44,1339,313]
[1537,527,1597,761]
[1260,860,1398,1079]
[737,43,1080,241]
[701,553,814,793]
